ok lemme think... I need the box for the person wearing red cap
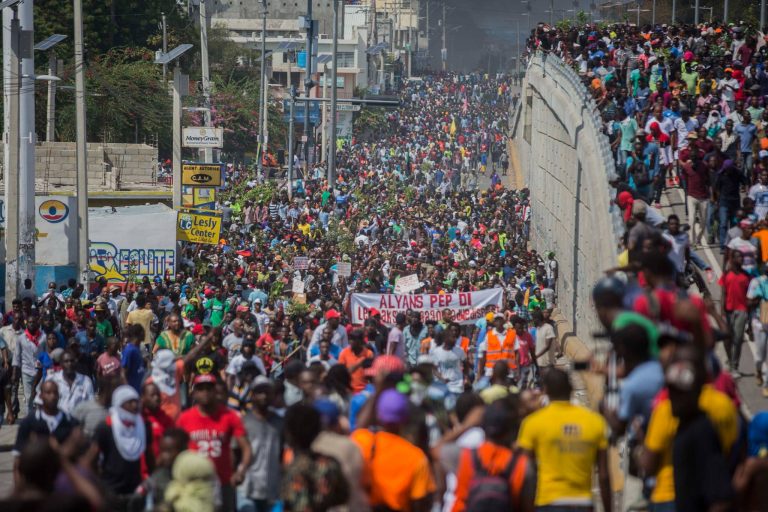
[176,374,252,511]
[308,309,348,353]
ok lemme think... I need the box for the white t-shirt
[430,344,466,393]
[387,326,405,361]
[535,323,556,367]
[749,183,768,220]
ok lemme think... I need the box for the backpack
[465,449,524,512]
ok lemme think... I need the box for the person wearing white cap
[94,384,147,498]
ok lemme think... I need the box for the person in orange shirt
[351,389,436,512]
[450,322,473,367]
[420,321,438,354]
[452,400,536,512]
[338,329,374,393]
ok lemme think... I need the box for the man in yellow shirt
[517,369,612,512]
[640,350,739,510]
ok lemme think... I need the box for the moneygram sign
[182,127,224,148]
[177,212,222,245]
[181,163,223,187]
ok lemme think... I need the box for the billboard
[176,212,222,245]
[89,205,177,282]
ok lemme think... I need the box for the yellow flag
[450,118,457,136]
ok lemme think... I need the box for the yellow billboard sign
[182,187,217,209]
[176,212,222,245]
[181,163,223,187]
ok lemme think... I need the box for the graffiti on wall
[89,242,175,282]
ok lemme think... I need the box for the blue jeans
[649,502,676,512]
[719,204,734,248]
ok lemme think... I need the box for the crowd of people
[13,16,768,512]
[0,71,580,512]
[526,17,768,512]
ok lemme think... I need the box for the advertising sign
[292,278,305,294]
[351,289,503,326]
[89,205,177,282]
[176,212,222,245]
[182,127,224,148]
[182,163,223,187]
[182,187,217,211]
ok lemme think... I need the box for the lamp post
[155,44,193,210]
[34,34,66,142]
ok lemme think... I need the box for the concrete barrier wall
[512,53,624,348]
[0,142,157,191]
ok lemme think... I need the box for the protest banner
[292,278,305,294]
[293,256,309,270]
[351,289,503,326]
[394,273,422,294]
[337,262,352,277]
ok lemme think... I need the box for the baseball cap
[325,309,341,320]
[760,150,768,159]
[364,354,406,377]
[376,389,410,424]
[193,373,217,386]
[252,375,272,390]
[611,312,659,357]
[254,298,263,304]
[369,307,381,317]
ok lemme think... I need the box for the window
[337,52,354,68]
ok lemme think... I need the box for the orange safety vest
[484,329,517,370]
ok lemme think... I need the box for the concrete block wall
[0,142,157,190]
[512,54,623,349]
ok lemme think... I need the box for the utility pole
[4,6,20,305]
[19,0,34,290]
[199,0,213,163]
[652,0,656,25]
[161,12,167,82]
[672,0,676,24]
[550,0,554,25]
[762,0,767,32]
[74,0,90,288]
[288,85,296,199]
[695,0,699,25]
[321,61,328,168]
[257,0,267,176]
[329,0,339,185]
[724,0,729,24]
[441,2,446,71]
[172,65,183,209]
[303,0,314,176]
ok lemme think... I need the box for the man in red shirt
[720,250,751,375]
[338,328,374,393]
[176,374,252,511]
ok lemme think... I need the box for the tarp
[351,289,503,326]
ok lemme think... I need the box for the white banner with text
[351,289,503,326]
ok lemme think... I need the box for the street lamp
[155,43,193,210]
[34,34,66,142]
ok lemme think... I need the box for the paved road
[0,422,17,497]
[660,185,766,416]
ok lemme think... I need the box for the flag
[450,118,457,136]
